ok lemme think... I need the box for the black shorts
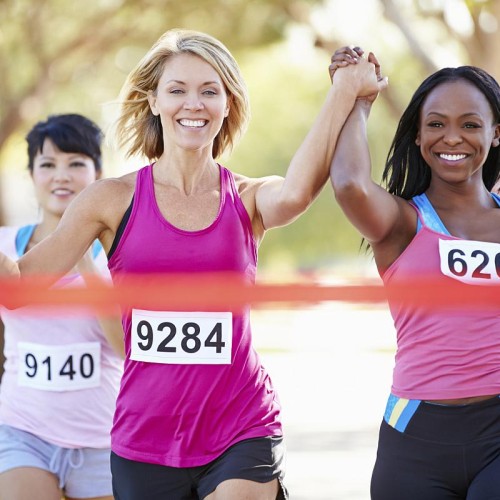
[371,395,500,500]
[110,436,288,500]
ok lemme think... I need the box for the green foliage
[2,0,498,269]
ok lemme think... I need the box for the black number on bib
[181,322,201,353]
[80,353,94,378]
[471,250,490,279]
[25,353,37,378]
[137,320,154,351]
[205,322,225,353]
[60,355,76,380]
[42,356,52,380]
[136,319,226,355]
[23,353,95,381]
[448,249,467,277]
[157,322,176,352]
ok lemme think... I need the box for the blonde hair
[115,29,250,160]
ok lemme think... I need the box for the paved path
[252,303,396,500]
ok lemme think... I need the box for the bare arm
[18,178,128,280]
[330,99,402,242]
[254,56,388,233]
[77,251,125,358]
[330,98,416,270]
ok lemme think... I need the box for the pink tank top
[107,164,282,467]
[0,226,122,448]
[382,201,500,400]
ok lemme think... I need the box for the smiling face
[416,79,500,187]
[148,53,230,156]
[31,138,99,218]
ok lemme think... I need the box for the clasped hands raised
[330,45,388,103]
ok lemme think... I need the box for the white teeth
[179,119,206,127]
[52,189,72,195]
[439,154,467,161]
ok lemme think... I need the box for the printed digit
[137,320,154,351]
[60,355,76,380]
[496,253,500,278]
[181,322,201,353]
[42,355,52,381]
[157,322,177,352]
[25,353,37,378]
[471,250,490,279]
[80,353,94,379]
[205,322,225,353]
[448,248,467,277]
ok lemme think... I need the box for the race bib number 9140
[439,238,500,284]
[17,342,101,391]
[130,309,233,365]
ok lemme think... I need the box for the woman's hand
[330,45,388,103]
[0,253,20,279]
[329,45,364,81]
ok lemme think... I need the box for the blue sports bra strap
[491,191,500,207]
[15,225,36,256]
[411,193,450,235]
[16,223,102,260]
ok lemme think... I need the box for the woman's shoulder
[230,171,281,195]
[82,170,139,202]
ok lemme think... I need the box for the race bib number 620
[130,309,233,365]
[439,238,500,284]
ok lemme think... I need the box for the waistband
[384,394,500,433]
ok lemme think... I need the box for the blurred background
[1,1,499,498]
[2,0,499,274]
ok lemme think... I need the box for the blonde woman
[0,30,385,499]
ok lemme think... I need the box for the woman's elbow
[331,176,369,206]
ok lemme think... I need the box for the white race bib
[17,342,101,391]
[130,309,232,365]
[439,238,500,284]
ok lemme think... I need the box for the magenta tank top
[107,164,282,467]
[382,202,500,400]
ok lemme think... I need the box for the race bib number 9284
[130,309,232,365]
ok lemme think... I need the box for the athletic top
[0,225,123,448]
[107,164,282,468]
[382,192,500,400]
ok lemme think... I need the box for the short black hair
[26,113,103,172]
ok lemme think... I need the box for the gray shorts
[0,424,113,498]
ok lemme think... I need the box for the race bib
[439,238,500,284]
[17,342,101,391]
[130,309,232,365]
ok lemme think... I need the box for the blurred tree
[0,0,325,224]
[314,0,500,120]
[1,0,499,267]
[380,0,500,76]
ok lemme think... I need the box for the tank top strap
[411,193,450,235]
[136,163,154,198]
[491,191,500,207]
[131,163,158,219]
[15,224,36,256]
[219,165,255,243]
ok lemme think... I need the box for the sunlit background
[1,1,499,498]
[2,0,498,273]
